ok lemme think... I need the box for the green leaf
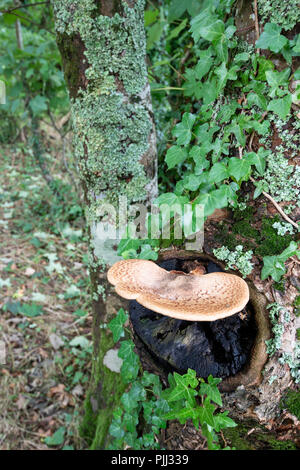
[247,92,267,111]
[261,256,286,282]
[167,19,188,41]
[208,162,229,184]
[18,303,43,317]
[172,113,196,146]
[45,427,66,447]
[256,56,275,81]
[256,23,288,53]
[214,411,237,431]
[278,241,300,261]
[183,173,201,191]
[265,68,290,98]
[293,35,300,53]
[108,308,128,343]
[194,51,213,80]
[228,157,251,182]
[147,21,165,50]
[168,0,187,20]
[29,95,48,116]
[197,398,216,428]
[144,9,159,26]
[189,146,210,170]
[199,382,222,406]
[267,94,292,119]
[195,188,227,218]
[191,9,224,42]
[138,244,158,261]
[216,101,240,123]
[155,192,179,206]
[245,148,270,176]
[165,146,188,169]
[261,241,299,281]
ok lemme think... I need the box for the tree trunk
[52,0,157,449]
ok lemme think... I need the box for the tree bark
[52,0,157,449]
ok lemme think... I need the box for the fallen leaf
[25,267,35,277]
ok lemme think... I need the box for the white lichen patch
[103,348,123,373]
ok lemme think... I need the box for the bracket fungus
[107,259,249,321]
[107,251,271,391]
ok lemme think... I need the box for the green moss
[255,217,293,257]
[80,329,126,449]
[232,220,259,239]
[224,420,297,450]
[268,439,297,450]
[216,213,295,262]
[223,424,255,450]
[281,390,300,420]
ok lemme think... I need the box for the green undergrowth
[89,308,238,451]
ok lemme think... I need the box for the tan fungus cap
[107,259,249,321]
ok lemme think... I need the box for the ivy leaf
[213,34,228,62]
[247,92,267,111]
[183,173,201,191]
[155,192,179,206]
[228,157,251,182]
[261,256,286,282]
[189,146,210,170]
[208,162,229,184]
[267,94,292,119]
[194,51,213,80]
[245,148,270,176]
[108,308,128,343]
[197,398,216,428]
[278,241,300,261]
[45,427,66,447]
[147,21,165,50]
[293,35,300,53]
[265,68,290,98]
[168,0,187,20]
[29,95,48,116]
[167,18,188,41]
[172,113,196,146]
[200,78,219,105]
[199,382,222,407]
[214,411,237,431]
[255,23,288,53]
[191,9,224,42]
[195,188,228,218]
[216,101,240,124]
[165,146,188,169]
[18,303,44,317]
[139,244,158,261]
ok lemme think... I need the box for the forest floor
[0,145,91,450]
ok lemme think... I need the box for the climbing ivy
[107,309,237,450]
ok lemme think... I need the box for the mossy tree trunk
[52,0,157,449]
